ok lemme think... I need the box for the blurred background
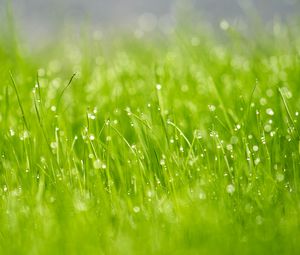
[1,0,300,45]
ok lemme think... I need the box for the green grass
[1,15,300,255]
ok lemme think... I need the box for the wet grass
[0,19,300,255]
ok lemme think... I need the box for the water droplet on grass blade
[260,98,267,106]
[208,104,216,112]
[264,124,272,133]
[276,173,284,182]
[50,142,58,149]
[254,158,261,165]
[159,159,166,166]
[266,108,274,116]
[194,130,203,139]
[9,129,15,136]
[156,84,162,91]
[93,159,103,169]
[20,130,30,140]
[226,184,235,194]
[280,87,292,99]
[226,144,233,151]
[133,206,140,213]
[210,131,219,138]
[87,113,96,120]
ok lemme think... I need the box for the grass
[1,12,300,255]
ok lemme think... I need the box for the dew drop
[226,144,233,151]
[226,184,235,194]
[133,206,140,213]
[159,159,166,166]
[9,129,15,137]
[199,191,207,200]
[194,130,203,139]
[266,108,274,116]
[208,104,216,112]
[50,142,58,149]
[93,159,102,169]
[156,84,162,91]
[260,98,267,106]
[264,124,272,133]
[254,158,261,165]
[276,173,284,182]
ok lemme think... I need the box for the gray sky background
[2,0,300,44]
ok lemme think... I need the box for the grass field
[1,13,300,254]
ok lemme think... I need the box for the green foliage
[1,20,300,255]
